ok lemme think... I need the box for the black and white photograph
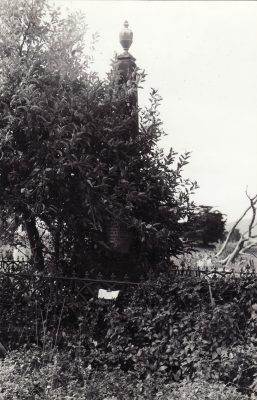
[0,0,257,398]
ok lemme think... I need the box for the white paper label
[98,289,119,300]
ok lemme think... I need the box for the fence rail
[0,260,140,343]
[0,257,32,273]
[0,272,139,319]
[1,256,257,281]
[0,258,256,314]
[0,258,257,343]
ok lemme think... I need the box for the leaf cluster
[0,0,197,276]
[3,272,257,398]
[183,205,226,247]
[72,273,257,394]
[0,347,250,399]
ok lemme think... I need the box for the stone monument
[106,21,137,254]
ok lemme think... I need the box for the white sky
[52,1,257,224]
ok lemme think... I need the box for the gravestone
[106,219,132,253]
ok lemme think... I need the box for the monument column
[117,21,138,111]
[106,21,138,255]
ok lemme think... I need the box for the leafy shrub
[0,348,250,399]
[3,269,257,396]
[0,0,197,277]
[66,272,257,394]
[169,377,249,400]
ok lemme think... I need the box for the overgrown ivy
[73,273,257,393]
[3,272,257,395]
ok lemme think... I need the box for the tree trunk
[23,209,44,271]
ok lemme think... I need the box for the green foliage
[0,347,250,399]
[3,268,257,397]
[0,0,197,277]
[4,266,257,395]
[2,269,257,391]
[170,377,249,399]
[65,273,257,395]
[183,205,226,247]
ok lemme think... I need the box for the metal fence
[0,257,32,273]
[0,257,256,316]
[1,257,257,289]
[170,260,257,279]
[0,258,140,308]
[0,257,257,343]
[0,258,140,343]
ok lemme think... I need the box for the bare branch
[215,193,257,258]
[240,240,257,254]
[245,190,257,238]
[223,237,247,265]
[219,240,245,264]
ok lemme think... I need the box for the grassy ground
[0,346,250,400]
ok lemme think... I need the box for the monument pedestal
[106,219,132,253]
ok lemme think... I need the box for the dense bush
[0,0,197,277]
[76,273,257,389]
[9,272,251,396]
[0,348,251,399]
[3,270,257,397]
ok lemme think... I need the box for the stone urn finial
[119,20,133,53]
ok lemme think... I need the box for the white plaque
[98,289,119,300]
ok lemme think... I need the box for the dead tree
[215,191,257,265]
